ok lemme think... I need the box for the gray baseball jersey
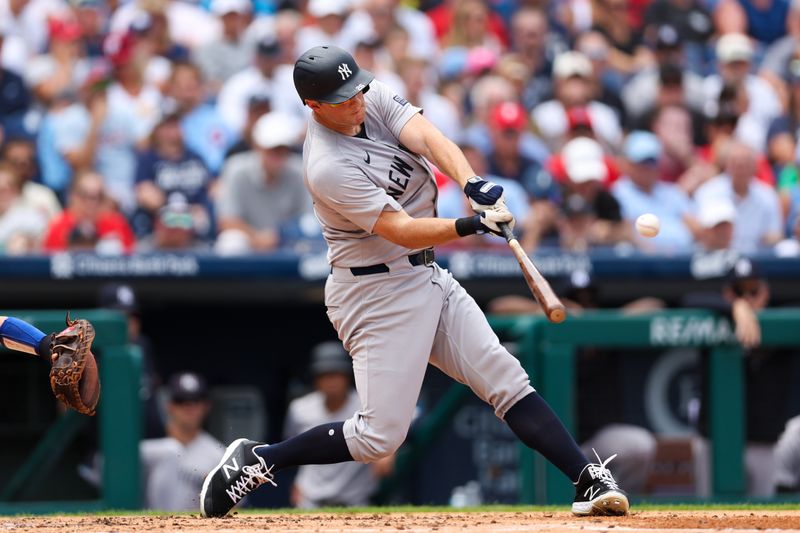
[304,80,437,267]
[302,80,534,464]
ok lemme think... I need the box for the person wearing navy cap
[141,371,225,510]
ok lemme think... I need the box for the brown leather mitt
[49,312,100,416]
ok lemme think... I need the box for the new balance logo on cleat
[200,438,276,518]
[222,458,239,479]
[572,449,630,517]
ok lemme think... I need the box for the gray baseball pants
[326,259,534,463]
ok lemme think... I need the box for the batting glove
[464,176,505,213]
[478,206,515,236]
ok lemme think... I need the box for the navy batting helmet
[293,45,374,105]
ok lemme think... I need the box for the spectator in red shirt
[43,171,136,253]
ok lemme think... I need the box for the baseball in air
[635,213,660,238]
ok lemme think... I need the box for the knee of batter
[342,412,410,463]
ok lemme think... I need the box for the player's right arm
[373,208,512,249]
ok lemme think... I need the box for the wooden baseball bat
[498,223,566,324]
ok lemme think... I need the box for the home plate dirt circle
[2,510,799,532]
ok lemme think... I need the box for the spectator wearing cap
[104,30,164,141]
[193,0,253,94]
[695,140,783,253]
[612,131,694,253]
[561,137,628,244]
[642,0,713,75]
[523,137,627,251]
[166,61,234,176]
[463,77,549,164]
[217,35,303,136]
[43,171,136,253]
[296,0,353,61]
[284,341,393,508]
[97,282,164,439]
[25,17,91,107]
[140,371,225,511]
[215,111,311,254]
[531,51,623,151]
[484,101,551,200]
[703,33,782,153]
[343,0,438,62]
[622,23,706,123]
[695,198,736,251]
[544,106,622,187]
[132,112,214,243]
[395,56,460,142]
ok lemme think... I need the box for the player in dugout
[200,45,629,518]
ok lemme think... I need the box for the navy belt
[349,249,435,276]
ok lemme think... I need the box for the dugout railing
[379,309,799,505]
[0,310,141,514]
[490,308,800,504]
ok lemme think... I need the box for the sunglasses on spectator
[77,189,102,200]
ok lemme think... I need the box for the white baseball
[635,213,660,238]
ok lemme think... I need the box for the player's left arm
[398,113,505,213]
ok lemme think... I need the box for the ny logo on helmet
[338,63,352,80]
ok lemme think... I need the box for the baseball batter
[201,45,629,518]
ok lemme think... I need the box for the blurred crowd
[2,0,800,256]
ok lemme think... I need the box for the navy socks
[254,421,353,471]
[504,392,588,482]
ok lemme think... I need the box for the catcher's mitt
[49,312,100,416]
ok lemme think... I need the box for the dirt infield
[2,510,800,533]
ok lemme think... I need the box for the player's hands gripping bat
[499,223,566,324]
[49,312,101,415]
[464,176,505,213]
[477,206,515,235]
